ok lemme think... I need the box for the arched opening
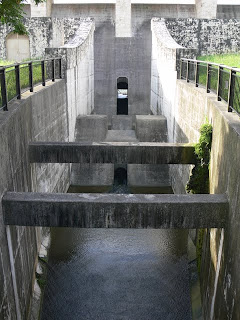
[117,77,128,115]
[6,33,30,62]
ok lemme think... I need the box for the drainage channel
[40,167,192,320]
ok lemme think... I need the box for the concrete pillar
[115,0,132,37]
[195,0,217,19]
[30,0,47,17]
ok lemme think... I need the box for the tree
[0,0,45,34]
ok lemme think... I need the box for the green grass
[197,53,240,68]
[0,59,49,108]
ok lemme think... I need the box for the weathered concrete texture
[159,79,240,319]
[111,115,133,130]
[165,18,240,56]
[3,192,228,229]
[217,5,240,19]
[128,164,171,187]
[105,130,138,142]
[115,0,131,37]
[75,115,108,142]
[70,164,114,187]
[151,18,196,143]
[46,19,95,141]
[29,142,196,164]
[136,115,168,142]
[195,0,217,18]
[0,18,53,60]
[70,114,113,191]
[0,80,70,319]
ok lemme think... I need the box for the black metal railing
[0,57,62,111]
[180,58,240,116]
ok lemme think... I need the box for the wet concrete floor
[41,228,192,320]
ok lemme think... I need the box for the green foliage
[186,122,213,194]
[196,228,204,274]
[0,0,45,34]
[36,272,47,290]
[0,60,42,107]
[186,122,213,276]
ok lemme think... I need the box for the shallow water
[41,228,192,320]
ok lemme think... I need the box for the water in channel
[40,170,192,320]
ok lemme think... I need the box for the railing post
[15,64,21,100]
[195,61,199,87]
[52,59,55,82]
[186,60,190,83]
[0,68,8,111]
[28,62,33,92]
[228,69,236,112]
[41,60,45,86]
[180,59,183,79]
[206,63,211,93]
[59,58,62,79]
[217,65,223,101]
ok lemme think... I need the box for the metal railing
[180,58,240,116]
[0,57,62,111]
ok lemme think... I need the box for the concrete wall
[0,80,70,319]
[46,19,95,141]
[151,19,240,317]
[173,81,240,320]
[50,4,195,116]
[0,18,95,318]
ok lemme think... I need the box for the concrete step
[136,115,168,142]
[104,130,138,142]
[111,115,133,130]
[127,164,171,187]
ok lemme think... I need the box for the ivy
[186,122,213,275]
[186,123,213,194]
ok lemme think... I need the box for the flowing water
[40,170,192,320]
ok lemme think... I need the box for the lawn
[196,53,240,113]
[197,53,240,68]
[0,59,50,109]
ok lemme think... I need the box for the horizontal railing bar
[0,57,62,70]
[181,58,240,73]
[0,57,62,110]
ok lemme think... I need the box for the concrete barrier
[3,192,228,229]
[29,142,196,164]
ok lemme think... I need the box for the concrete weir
[29,142,196,164]
[3,192,228,229]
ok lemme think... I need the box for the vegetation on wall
[186,122,213,194]
[186,122,213,273]
[0,0,45,34]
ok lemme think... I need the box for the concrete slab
[136,115,168,142]
[70,163,114,186]
[128,164,171,187]
[29,142,196,164]
[75,115,108,141]
[105,130,138,142]
[111,115,133,130]
[3,192,228,229]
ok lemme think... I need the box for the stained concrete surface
[41,228,192,320]
[3,192,228,228]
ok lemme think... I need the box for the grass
[0,59,53,109]
[189,54,240,113]
[197,53,240,68]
